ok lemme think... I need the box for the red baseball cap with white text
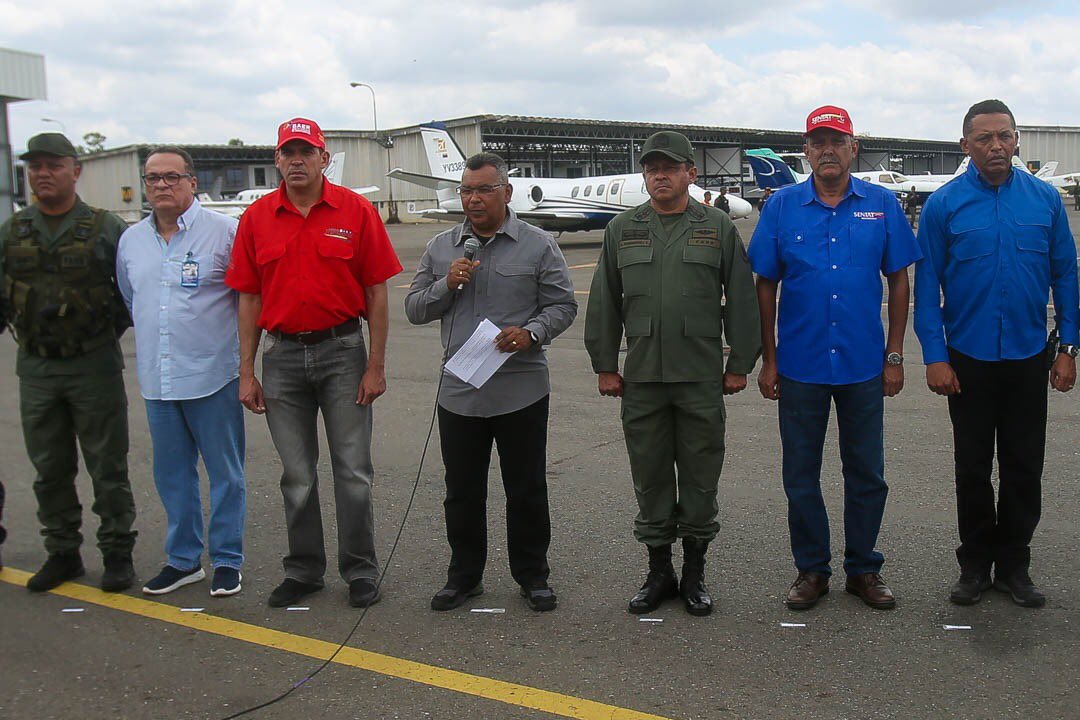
[277,117,326,149]
[805,105,854,136]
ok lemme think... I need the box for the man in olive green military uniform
[0,133,136,592]
[584,131,760,616]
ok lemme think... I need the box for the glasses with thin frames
[455,183,506,197]
[143,172,193,187]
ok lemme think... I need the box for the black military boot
[26,552,85,592]
[628,544,678,614]
[679,537,713,616]
[101,553,135,593]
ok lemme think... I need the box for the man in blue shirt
[749,105,922,611]
[117,146,246,597]
[914,99,1078,608]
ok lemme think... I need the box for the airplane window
[584,186,592,197]
[879,174,892,184]
[571,186,580,198]
[893,173,909,183]
[596,184,605,195]
[610,182,620,195]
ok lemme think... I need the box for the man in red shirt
[226,117,402,608]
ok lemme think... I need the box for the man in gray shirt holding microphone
[405,152,577,612]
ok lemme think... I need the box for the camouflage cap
[639,131,694,165]
[20,132,78,160]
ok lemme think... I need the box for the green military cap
[19,132,78,160]
[639,131,694,164]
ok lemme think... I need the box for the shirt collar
[177,196,201,231]
[455,207,521,246]
[800,174,863,206]
[273,177,340,214]
[966,157,1014,190]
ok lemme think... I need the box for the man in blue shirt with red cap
[750,105,922,611]
[914,99,1078,608]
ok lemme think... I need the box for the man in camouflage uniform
[0,133,136,592]
[584,131,761,616]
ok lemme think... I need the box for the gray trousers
[262,328,379,584]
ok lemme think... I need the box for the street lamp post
[41,117,66,135]
[349,82,398,223]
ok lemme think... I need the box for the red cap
[805,105,854,136]
[276,118,326,150]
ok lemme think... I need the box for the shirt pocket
[617,245,653,297]
[491,262,536,315]
[849,218,885,270]
[681,244,722,297]
[316,234,355,261]
[947,217,994,261]
[1014,212,1051,255]
[779,228,826,273]
[254,238,287,266]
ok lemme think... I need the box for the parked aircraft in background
[196,152,378,218]
[387,126,752,233]
[746,148,945,200]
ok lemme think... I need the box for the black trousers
[437,395,551,589]
[947,349,1046,573]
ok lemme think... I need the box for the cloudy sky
[2,0,1078,152]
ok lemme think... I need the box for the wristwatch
[1058,344,1080,358]
[885,352,904,366]
[528,330,540,345]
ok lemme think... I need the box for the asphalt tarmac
[2,208,1079,720]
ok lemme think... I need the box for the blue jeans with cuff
[145,378,246,571]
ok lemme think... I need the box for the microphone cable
[221,274,467,719]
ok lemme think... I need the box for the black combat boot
[101,553,136,593]
[627,543,678,614]
[26,552,85,592]
[679,537,713,616]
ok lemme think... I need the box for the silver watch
[885,351,904,366]
[1058,344,1079,358]
[528,330,540,345]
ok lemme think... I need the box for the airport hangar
[68,114,1080,223]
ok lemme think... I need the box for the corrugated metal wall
[0,48,47,101]
[1018,126,1080,174]
[75,149,143,222]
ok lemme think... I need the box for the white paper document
[445,318,512,389]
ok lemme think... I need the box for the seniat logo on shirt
[324,228,354,242]
[852,211,885,220]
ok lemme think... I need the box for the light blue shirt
[117,198,240,400]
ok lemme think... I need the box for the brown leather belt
[270,318,360,346]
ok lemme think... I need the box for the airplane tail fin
[419,125,467,180]
[323,152,345,185]
[1035,161,1059,179]
[746,149,799,189]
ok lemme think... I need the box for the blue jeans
[261,328,378,584]
[145,378,246,571]
[778,375,886,577]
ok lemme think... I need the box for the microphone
[458,237,482,291]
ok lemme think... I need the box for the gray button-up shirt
[405,209,577,417]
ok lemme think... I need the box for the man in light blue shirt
[914,99,1078,608]
[117,146,245,597]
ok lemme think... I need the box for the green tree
[227,138,245,147]
[82,132,106,153]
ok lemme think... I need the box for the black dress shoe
[101,553,135,593]
[348,578,382,608]
[27,552,85,592]
[268,578,323,608]
[993,569,1046,608]
[949,567,992,605]
[520,582,557,612]
[431,583,483,611]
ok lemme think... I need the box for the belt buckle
[295,330,316,345]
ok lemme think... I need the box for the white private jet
[197,152,379,218]
[746,149,946,201]
[387,126,752,233]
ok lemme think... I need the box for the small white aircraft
[387,126,752,233]
[746,149,946,200]
[198,152,379,218]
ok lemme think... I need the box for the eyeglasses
[142,173,193,186]
[455,183,506,197]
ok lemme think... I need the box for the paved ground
[2,209,1080,720]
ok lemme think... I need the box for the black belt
[270,318,360,346]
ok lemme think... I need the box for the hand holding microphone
[448,237,482,292]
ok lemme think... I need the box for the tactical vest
[3,208,122,358]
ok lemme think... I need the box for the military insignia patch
[619,229,651,248]
[688,228,721,248]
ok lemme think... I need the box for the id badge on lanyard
[181,252,199,288]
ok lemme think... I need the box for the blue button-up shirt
[749,175,922,385]
[117,198,240,400]
[914,161,1079,364]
